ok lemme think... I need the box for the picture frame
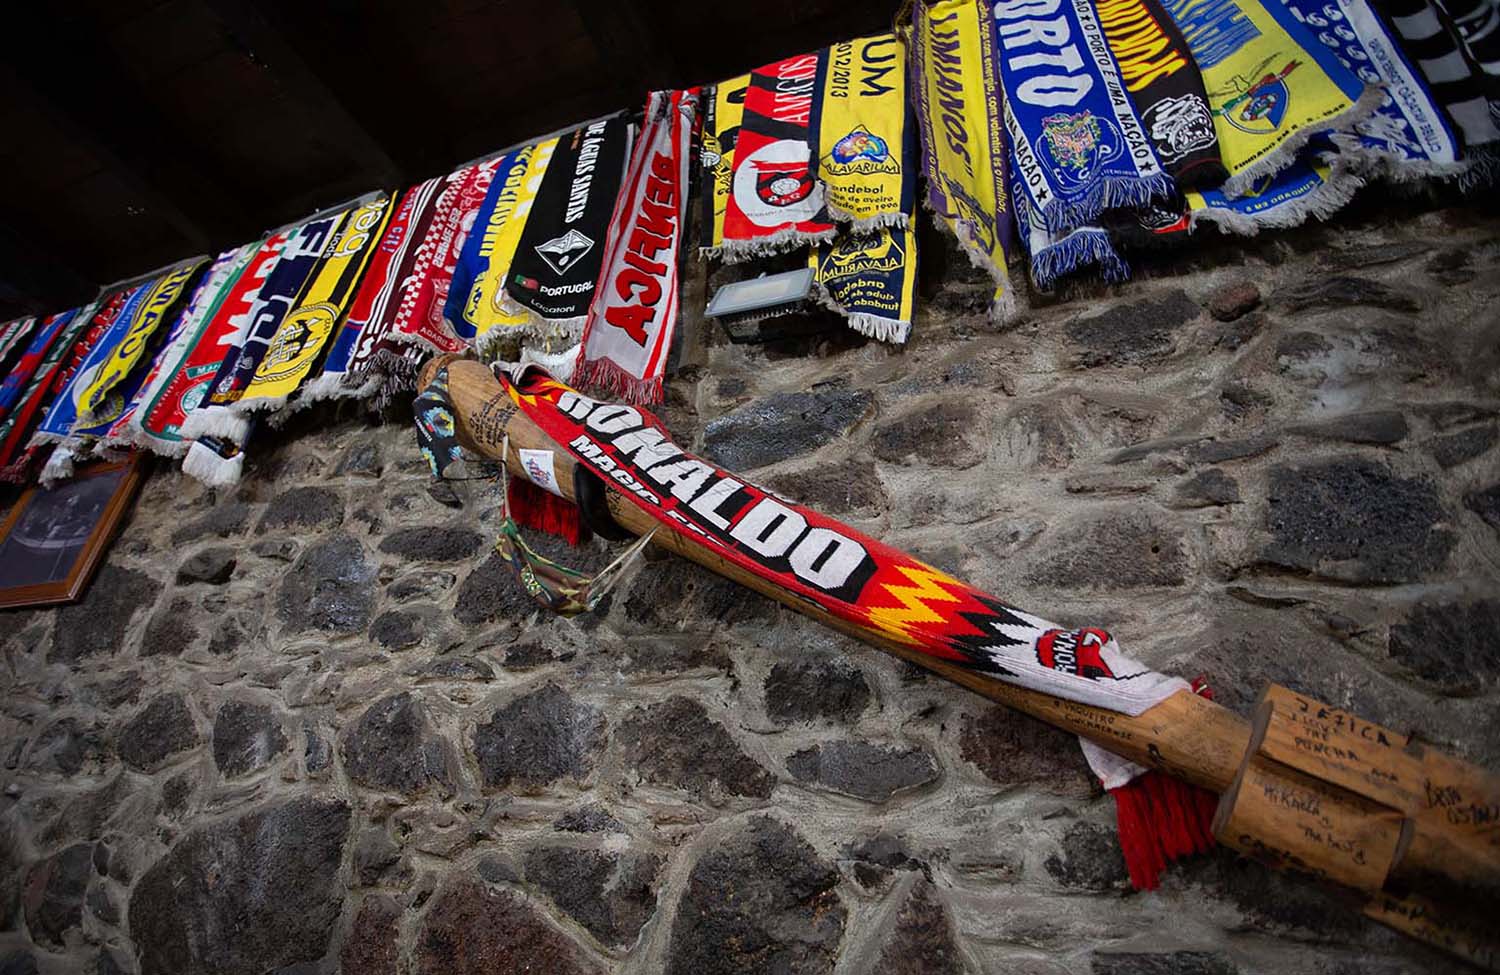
[0,454,147,609]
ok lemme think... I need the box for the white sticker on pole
[518,448,563,497]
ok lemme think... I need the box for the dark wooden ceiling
[0,0,899,320]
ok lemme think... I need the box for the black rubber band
[573,465,633,541]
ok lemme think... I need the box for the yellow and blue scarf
[911,0,1019,319]
[1163,0,1375,196]
[75,258,206,428]
[817,33,916,230]
[811,225,919,343]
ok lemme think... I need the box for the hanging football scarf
[1187,156,1362,232]
[817,33,915,228]
[105,244,259,453]
[1289,0,1465,179]
[0,317,38,375]
[235,195,393,413]
[75,258,205,426]
[509,116,632,332]
[578,91,693,405]
[0,300,99,477]
[911,0,1018,318]
[200,212,344,418]
[1162,0,1375,197]
[1439,0,1500,78]
[33,284,151,445]
[1376,0,1500,157]
[138,235,285,449]
[1008,135,1132,289]
[0,312,71,420]
[719,53,837,261]
[445,142,560,352]
[810,225,919,343]
[1096,0,1228,188]
[995,0,1175,239]
[393,164,497,354]
[700,75,749,255]
[324,178,442,398]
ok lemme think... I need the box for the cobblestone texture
[0,204,1496,972]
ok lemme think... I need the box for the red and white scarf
[391,161,498,355]
[576,90,695,405]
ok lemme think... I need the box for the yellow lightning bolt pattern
[864,565,971,646]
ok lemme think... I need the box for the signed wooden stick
[423,356,1500,965]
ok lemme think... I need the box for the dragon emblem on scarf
[1039,111,1124,190]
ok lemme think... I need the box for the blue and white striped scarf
[1289,0,1466,179]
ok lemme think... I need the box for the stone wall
[1,200,1498,975]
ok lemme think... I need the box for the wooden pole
[424,357,1500,904]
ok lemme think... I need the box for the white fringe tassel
[178,405,250,443]
[810,282,912,345]
[1221,85,1384,198]
[716,226,838,265]
[520,344,581,384]
[181,440,244,487]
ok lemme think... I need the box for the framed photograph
[0,454,147,608]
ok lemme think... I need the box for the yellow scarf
[465,138,559,349]
[911,0,1017,318]
[236,195,392,411]
[817,33,910,228]
[77,258,206,420]
[810,225,917,344]
[1163,0,1370,195]
[702,76,748,255]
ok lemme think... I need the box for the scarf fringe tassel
[182,439,244,487]
[1190,166,1365,236]
[1030,231,1130,292]
[714,226,839,264]
[1039,172,1177,237]
[178,406,251,444]
[1221,85,1384,198]
[577,355,663,405]
[520,344,581,385]
[1109,769,1220,891]
[507,477,585,545]
[810,282,911,345]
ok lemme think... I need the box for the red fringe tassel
[1110,677,1220,891]
[1110,770,1218,890]
[507,477,585,545]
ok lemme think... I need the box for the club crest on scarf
[1040,111,1126,189]
[821,229,905,278]
[738,140,823,220]
[1215,55,1301,133]
[534,228,596,275]
[1142,94,1218,160]
[824,126,899,176]
[1036,626,1133,680]
[257,302,337,382]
